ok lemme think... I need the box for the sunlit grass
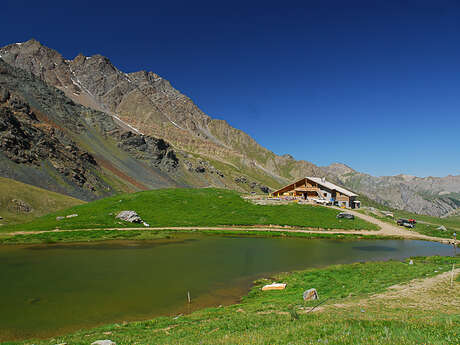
[1,188,378,233]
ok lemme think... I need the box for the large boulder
[116,210,142,223]
[303,288,319,301]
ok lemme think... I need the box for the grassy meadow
[0,177,84,225]
[0,188,379,233]
[6,255,458,345]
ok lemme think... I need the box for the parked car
[397,218,414,228]
[337,212,354,219]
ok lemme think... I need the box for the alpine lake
[0,234,454,341]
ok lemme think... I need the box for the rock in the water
[91,341,116,345]
[303,288,319,301]
[116,210,142,223]
[56,216,65,220]
[261,283,286,291]
[66,214,78,218]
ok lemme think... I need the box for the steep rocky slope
[0,55,273,198]
[323,163,460,217]
[0,57,189,199]
[0,39,321,187]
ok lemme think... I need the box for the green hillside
[2,188,378,232]
[0,177,84,225]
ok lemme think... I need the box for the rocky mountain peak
[324,163,356,176]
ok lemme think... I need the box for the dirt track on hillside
[7,208,459,246]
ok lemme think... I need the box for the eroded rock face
[0,57,183,200]
[234,176,271,194]
[116,131,178,172]
[0,93,100,191]
[183,159,224,178]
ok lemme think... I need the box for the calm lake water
[0,235,454,341]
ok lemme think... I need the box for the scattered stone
[234,176,248,184]
[143,222,150,227]
[9,199,32,213]
[91,341,116,345]
[115,210,142,223]
[56,216,65,221]
[66,214,78,218]
[437,225,447,231]
[409,259,414,265]
[0,216,3,220]
[360,309,365,313]
[262,283,286,291]
[303,288,319,301]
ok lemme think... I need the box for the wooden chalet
[272,177,360,208]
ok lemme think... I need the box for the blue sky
[2,0,459,177]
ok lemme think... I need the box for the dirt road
[7,208,459,245]
[338,207,458,245]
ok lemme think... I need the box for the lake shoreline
[3,254,458,344]
[1,225,458,246]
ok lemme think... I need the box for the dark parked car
[397,218,414,228]
[337,212,354,219]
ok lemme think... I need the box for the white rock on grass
[261,283,286,291]
[115,210,142,223]
[91,340,116,345]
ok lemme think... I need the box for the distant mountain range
[0,39,458,216]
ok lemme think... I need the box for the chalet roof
[306,177,358,197]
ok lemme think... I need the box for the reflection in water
[352,245,397,252]
[0,236,452,341]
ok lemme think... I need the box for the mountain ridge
[322,163,460,217]
[1,39,459,217]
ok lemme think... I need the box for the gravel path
[6,207,459,245]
